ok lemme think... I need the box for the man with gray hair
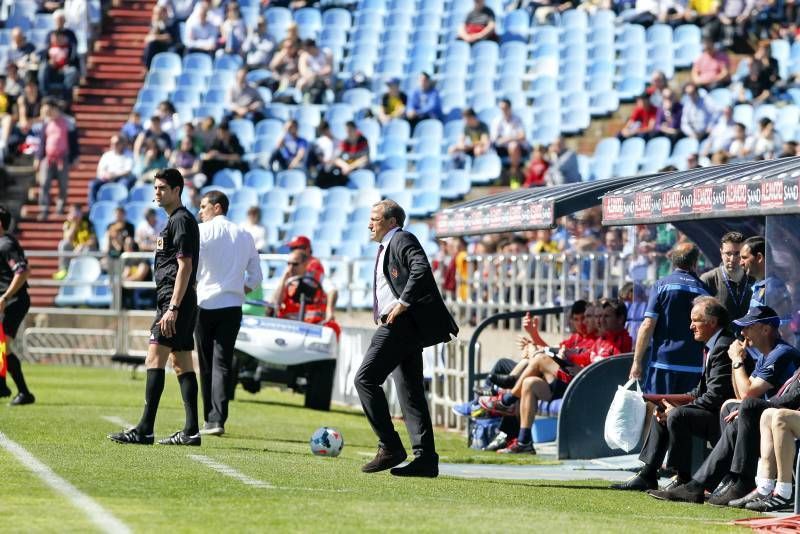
[630,242,710,393]
[355,199,458,478]
[613,296,734,491]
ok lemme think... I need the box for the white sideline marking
[188,454,275,488]
[101,416,134,429]
[0,431,131,534]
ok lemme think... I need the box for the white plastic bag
[604,379,647,452]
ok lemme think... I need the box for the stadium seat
[348,169,376,190]
[324,186,352,208]
[213,169,243,189]
[294,187,325,210]
[469,152,502,185]
[54,257,103,307]
[276,170,307,195]
[230,187,260,208]
[96,182,128,203]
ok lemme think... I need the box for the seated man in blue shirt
[270,120,308,172]
[630,242,710,394]
[648,305,800,506]
[405,72,442,128]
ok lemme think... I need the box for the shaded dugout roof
[602,157,800,226]
[434,174,649,238]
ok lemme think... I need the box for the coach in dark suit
[612,296,734,491]
[355,199,458,478]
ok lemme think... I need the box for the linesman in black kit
[108,168,202,446]
[0,206,35,406]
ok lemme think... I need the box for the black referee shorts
[3,293,30,339]
[150,291,198,352]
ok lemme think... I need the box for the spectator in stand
[329,120,369,185]
[0,77,9,119]
[39,29,80,104]
[441,237,468,302]
[282,21,301,48]
[133,115,172,159]
[680,82,714,141]
[199,120,247,181]
[147,101,179,144]
[544,136,581,185]
[185,1,219,55]
[48,10,80,71]
[120,110,143,142]
[736,60,773,104]
[54,203,96,278]
[105,207,136,260]
[142,4,181,68]
[196,115,217,150]
[89,135,135,205]
[530,228,560,253]
[405,72,442,128]
[270,119,308,171]
[243,16,276,69]
[491,98,528,186]
[269,38,301,92]
[37,0,63,13]
[718,0,755,47]
[685,0,721,28]
[746,117,782,159]
[121,237,155,310]
[652,88,683,143]
[630,242,709,394]
[377,79,407,125]
[227,67,265,123]
[1,78,41,162]
[168,135,200,183]
[702,106,737,156]
[458,0,498,44]
[625,0,686,26]
[219,1,247,55]
[780,141,797,157]
[36,98,77,220]
[530,0,577,25]
[135,137,168,182]
[618,93,657,140]
[612,296,734,492]
[646,70,668,106]
[157,0,195,21]
[522,144,549,188]
[297,39,332,104]
[728,122,749,158]
[241,206,268,252]
[5,63,23,101]
[8,28,38,78]
[308,120,336,187]
[753,41,780,88]
[701,231,753,319]
[691,38,731,90]
[449,108,490,165]
[135,208,164,251]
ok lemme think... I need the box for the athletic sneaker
[200,422,225,436]
[482,431,508,451]
[477,394,518,417]
[497,439,536,454]
[452,401,478,417]
[158,430,201,446]
[744,492,794,512]
[108,428,154,445]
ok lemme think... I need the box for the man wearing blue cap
[648,305,800,506]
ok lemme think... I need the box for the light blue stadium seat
[125,201,150,224]
[413,174,442,191]
[502,9,530,43]
[97,182,128,203]
[90,201,117,228]
[213,169,243,189]
[323,7,352,28]
[409,191,440,218]
[276,170,307,195]
[335,240,362,259]
[612,157,639,177]
[144,70,176,91]
[294,105,321,127]
[201,185,234,198]
[261,188,291,211]
[733,104,754,132]
[314,225,344,247]
[561,9,588,30]
[590,157,614,181]
[640,136,672,172]
[294,187,325,210]
[55,257,103,307]
[128,185,152,203]
[670,137,700,169]
[265,103,292,122]
[256,118,285,137]
[289,205,320,226]
[589,91,619,117]
[183,52,213,74]
[319,205,349,227]
[265,6,293,41]
[230,187,259,208]
[259,208,284,227]
[620,136,646,162]
[136,87,168,106]
[349,205,372,224]
[377,170,405,194]
[441,170,470,200]
[175,71,205,90]
[469,152,502,185]
[324,186,352,208]
[171,88,201,107]
[229,119,255,151]
[227,204,250,224]
[617,77,646,102]
[348,169,376,190]
[380,154,407,171]
[593,137,621,162]
[194,105,223,123]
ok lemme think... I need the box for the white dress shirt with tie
[375,227,409,318]
[197,215,263,310]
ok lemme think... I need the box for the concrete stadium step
[73,104,133,114]
[76,87,140,98]
[89,54,143,66]
[75,112,130,123]
[87,64,145,75]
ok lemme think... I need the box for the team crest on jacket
[390,267,399,279]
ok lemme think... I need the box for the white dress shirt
[197,215,263,309]
[375,227,409,317]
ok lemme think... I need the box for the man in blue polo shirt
[630,242,710,394]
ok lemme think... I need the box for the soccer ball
[310,427,344,457]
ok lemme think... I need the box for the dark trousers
[489,357,520,439]
[354,315,435,457]
[639,404,719,478]
[194,306,242,426]
[693,398,768,489]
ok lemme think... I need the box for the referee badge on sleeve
[156,237,164,250]
[390,266,399,279]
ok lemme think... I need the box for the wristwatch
[168,304,179,312]
[732,360,744,369]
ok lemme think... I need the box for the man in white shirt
[135,208,165,251]
[89,135,135,205]
[195,190,262,436]
[491,98,529,185]
[185,2,219,55]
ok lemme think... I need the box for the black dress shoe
[707,479,754,506]
[610,473,657,491]
[489,373,519,389]
[728,489,766,508]
[361,447,407,473]
[709,475,734,500]
[10,392,35,406]
[647,481,705,504]
[390,454,439,478]
[661,476,690,491]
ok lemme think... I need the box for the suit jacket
[382,229,459,347]
[688,329,735,413]
[769,370,800,409]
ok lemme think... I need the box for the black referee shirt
[0,234,29,303]
[154,206,199,304]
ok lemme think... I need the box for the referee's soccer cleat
[158,430,201,446]
[0,382,12,398]
[10,392,35,406]
[108,428,154,445]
